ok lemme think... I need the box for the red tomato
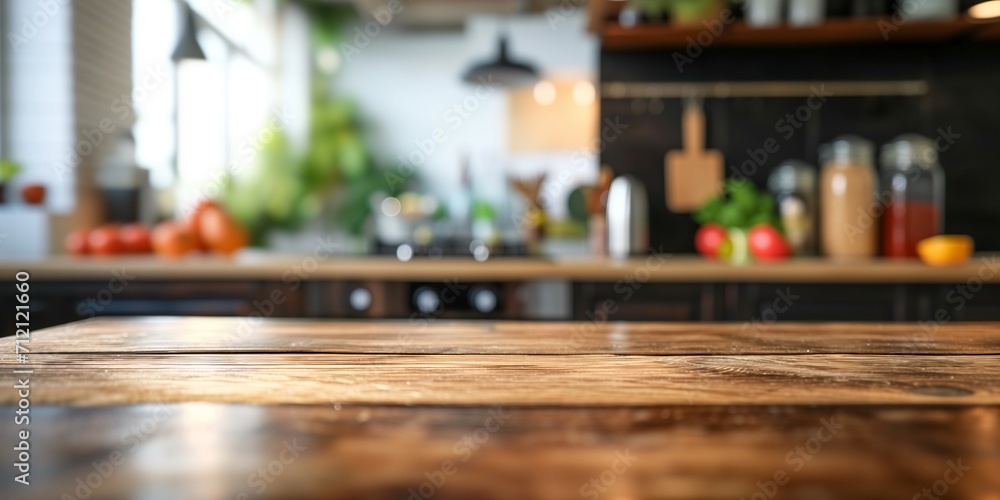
[65,229,90,255]
[695,223,728,259]
[151,221,198,258]
[118,224,153,254]
[21,184,46,205]
[199,206,248,255]
[748,223,792,262]
[88,226,125,255]
[187,200,220,252]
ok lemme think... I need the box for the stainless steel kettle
[606,175,649,259]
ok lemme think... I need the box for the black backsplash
[599,42,1000,253]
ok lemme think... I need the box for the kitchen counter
[2,253,999,283]
[2,318,999,498]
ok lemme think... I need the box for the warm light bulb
[969,0,1000,19]
[316,46,341,74]
[573,81,595,106]
[533,81,556,106]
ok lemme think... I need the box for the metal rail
[601,80,929,99]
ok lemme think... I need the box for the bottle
[819,135,877,258]
[768,160,817,255]
[880,134,944,258]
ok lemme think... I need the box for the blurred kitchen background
[0,0,1000,255]
[3,0,1000,332]
[1,0,603,256]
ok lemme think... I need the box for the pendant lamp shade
[171,4,206,62]
[461,35,539,88]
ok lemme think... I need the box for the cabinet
[572,283,723,322]
[0,280,304,335]
[926,284,1000,322]
[6,278,1000,337]
[571,282,1000,322]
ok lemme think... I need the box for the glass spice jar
[819,135,878,258]
[880,134,944,258]
[768,160,817,255]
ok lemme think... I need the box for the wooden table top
[2,318,999,499]
[3,253,1000,283]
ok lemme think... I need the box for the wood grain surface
[2,254,999,282]
[15,316,1000,355]
[3,317,1000,498]
[1,404,997,499]
[4,352,998,406]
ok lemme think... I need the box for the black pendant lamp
[171,3,206,62]
[461,34,539,88]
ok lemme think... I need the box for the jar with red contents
[880,135,945,258]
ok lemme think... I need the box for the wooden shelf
[3,254,999,283]
[602,17,1000,50]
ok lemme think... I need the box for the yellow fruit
[916,235,974,267]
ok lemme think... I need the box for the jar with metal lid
[768,160,817,255]
[819,135,877,258]
[880,134,944,258]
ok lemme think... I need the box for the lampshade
[462,35,539,88]
[171,4,206,62]
[969,0,1000,19]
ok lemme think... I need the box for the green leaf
[715,203,745,228]
[0,159,22,182]
[693,195,723,224]
[693,177,780,230]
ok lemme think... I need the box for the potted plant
[630,0,726,25]
[0,159,22,205]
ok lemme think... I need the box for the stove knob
[348,287,372,312]
[413,287,441,314]
[469,286,497,314]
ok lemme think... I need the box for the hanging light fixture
[461,34,539,88]
[171,3,206,62]
[969,0,1000,20]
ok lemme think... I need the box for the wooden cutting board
[665,100,723,212]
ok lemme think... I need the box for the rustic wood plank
[2,404,997,499]
[3,254,999,282]
[4,317,1000,498]
[14,317,1000,355]
[3,353,998,406]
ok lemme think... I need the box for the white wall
[2,0,74,211]
[1,0,132,214]
[331,10,597,221]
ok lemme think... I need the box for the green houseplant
[0,159,22,205]
[218,4,405,245]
